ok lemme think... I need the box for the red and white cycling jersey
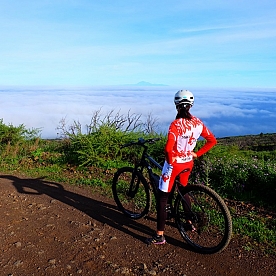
[159,116,216,192]
[165,116,216,164]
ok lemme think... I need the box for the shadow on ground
[0,174,191,250]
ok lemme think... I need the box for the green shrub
[0,118,40,146]
[1,115,275,211]
[61,125,140,168]
[190,147,276,210]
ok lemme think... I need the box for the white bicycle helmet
[174,90,194,106]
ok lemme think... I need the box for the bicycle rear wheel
[112,167,151,219]
[174,184,232,254]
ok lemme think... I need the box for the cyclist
[146,89,217,245]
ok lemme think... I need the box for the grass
[231,209,276,254]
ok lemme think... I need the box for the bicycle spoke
[112,167,151,219]
[175,185,232,254]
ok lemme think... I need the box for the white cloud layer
[1,86,275,139]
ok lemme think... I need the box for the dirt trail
[0,173,275,276]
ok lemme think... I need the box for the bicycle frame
[123,138,194,215]
[133,144,163,197]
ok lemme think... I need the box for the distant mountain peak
[135,81,167,86]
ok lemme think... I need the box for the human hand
[191,152,197,158]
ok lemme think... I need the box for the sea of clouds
[1,86,275,139]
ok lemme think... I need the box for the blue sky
[1,0,276,88]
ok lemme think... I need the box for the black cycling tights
[157,189,170,231]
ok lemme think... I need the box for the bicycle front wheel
[174,184,232,254]
[112,167,151,219]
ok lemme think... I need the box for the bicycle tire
[174,184,232,254]
[112,167,151,219]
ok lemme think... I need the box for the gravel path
[0,173,275,276]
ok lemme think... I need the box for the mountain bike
[112,137,232,254]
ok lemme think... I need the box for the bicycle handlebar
[121,137,161,148]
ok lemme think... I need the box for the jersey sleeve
[164,123,177,164]
[195,124,217,157]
